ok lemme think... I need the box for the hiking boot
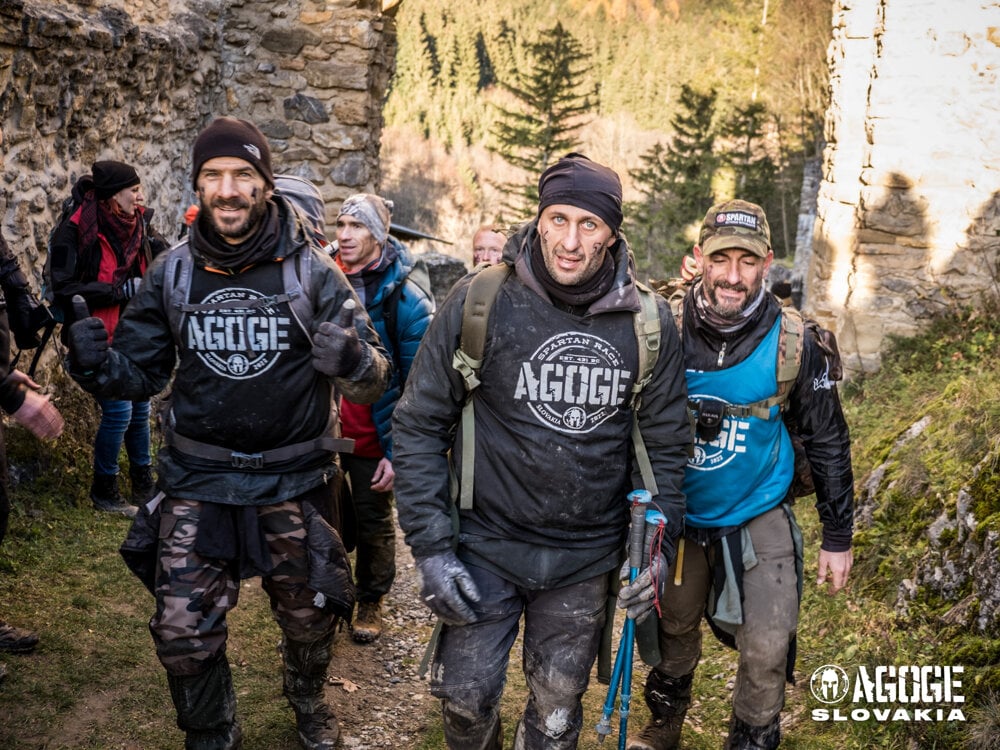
[0,622,39,654]
[291,701,340,750]
[282,633,339,749]
[129,463,156,504]
[351,600,383,644]
[626,670,693,750]
[167,657,242,750]
[90,473,137,518]
[725,714,781,750]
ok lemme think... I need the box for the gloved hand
[68,295,109,371]
[4,289,43,349]
[617,551,668,623]
[415,551,481,626]
[116,277,142,301]
[312,299,363,377]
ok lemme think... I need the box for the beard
[706,277,763,319]
[206,193,268,241]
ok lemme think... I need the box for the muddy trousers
[652,505,799,727]
[430,563,608,750]
[150,498,339,742]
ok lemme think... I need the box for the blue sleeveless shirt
[684,316,794,528]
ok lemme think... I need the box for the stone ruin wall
[807,0,1000,376]
[0,0,396,323]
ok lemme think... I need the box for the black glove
[5,288,44,349]
[312,299,363,377]
[68,295,109,372]
[617,551,668,623]
[415,551,481,626]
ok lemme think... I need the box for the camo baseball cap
[698,199,771,257]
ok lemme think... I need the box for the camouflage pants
[150,495,338,677]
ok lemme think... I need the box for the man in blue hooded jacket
[334,193,435,644]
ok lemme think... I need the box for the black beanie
[92,160,140,201]
[191,117,274,189]
[537,153,623,235]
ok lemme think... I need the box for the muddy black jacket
[681,290,854,551]
[393,222,690,589]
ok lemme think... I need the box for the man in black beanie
[393,153,690,748]
[66,117,390,750]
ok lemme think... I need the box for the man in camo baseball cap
[698,199,771,257]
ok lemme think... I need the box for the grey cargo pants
[653,505,799,726]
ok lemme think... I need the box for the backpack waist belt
[164,427,355,470]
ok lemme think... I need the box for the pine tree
[626,84,718,277]
[722,101,781,253]
[488,22,596,219]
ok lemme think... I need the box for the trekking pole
[596,489,652,745]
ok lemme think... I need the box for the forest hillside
[380,0,832,276]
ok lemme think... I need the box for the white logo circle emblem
[519,332,629,434]
[189,288,290,379]
[810,664,850,704]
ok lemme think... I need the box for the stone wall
[0,0,395,302]
[808,0,1000,376]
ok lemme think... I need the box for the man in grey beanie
[392,153,690,748]
[66,117,390,750]
[333,193,434,645]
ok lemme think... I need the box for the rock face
[808,0,1000,377]
[0,0,396,290]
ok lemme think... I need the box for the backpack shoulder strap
[281,247,312,334]
[453,262,511,395]
[725,303,805,420]
[382,278,406,366]
[452,262,512,510]
[162,243,193,341]
[630,281,662,495]
[774,305,805,399]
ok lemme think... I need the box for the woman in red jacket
[49,160,167,516]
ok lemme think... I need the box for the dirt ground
[324,521,439,748]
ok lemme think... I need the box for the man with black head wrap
[393,153,690,749]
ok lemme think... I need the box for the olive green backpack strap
[630,282,662,496]
[451,263,512,510]
[728,304,806,419]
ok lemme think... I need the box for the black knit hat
[191,117,274,189]
[537,153,623,235]
[92,160,140,201]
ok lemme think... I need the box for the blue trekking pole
[596,489,652,746]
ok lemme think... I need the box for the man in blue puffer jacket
[334,193,435,643]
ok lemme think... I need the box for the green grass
[4,300,1000,747]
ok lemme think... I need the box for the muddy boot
[129,463,156,504]
[0,621,39,654]
[442,701,502,750]
[90,473,137,518]
[626,670,693,750]
[166,657,243,750]
[351,600,383,644]
[725,714,781,750]
[282,633,340,749]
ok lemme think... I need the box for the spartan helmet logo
[809,664,849,704]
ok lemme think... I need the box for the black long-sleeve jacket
[682,290,854,551]
[71,196,390,506]
[393,222,690,589]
